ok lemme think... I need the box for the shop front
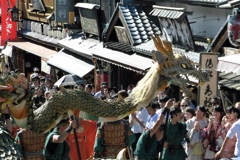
[1,38,57,80]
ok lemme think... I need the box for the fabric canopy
[7,39,57,59]
[217,54,240,75]
[92,47,152,74]
[47,49,94,77]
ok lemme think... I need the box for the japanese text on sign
[199,53,219,116]
[54,0,69,23]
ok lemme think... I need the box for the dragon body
[0,35,208,158]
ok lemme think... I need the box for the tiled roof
[104,42,133,54]
[133,39,208,63]
[119,4,161,45]
[18,30,60,45]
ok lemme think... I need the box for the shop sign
[199,53,219,116]
[0,0,17,46]
[54,0,69,23]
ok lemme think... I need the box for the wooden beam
[212,29,228,52]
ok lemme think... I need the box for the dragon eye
[181,63,188,69]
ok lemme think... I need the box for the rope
[219,88,233,112]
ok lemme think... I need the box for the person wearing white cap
[30,67,40,83]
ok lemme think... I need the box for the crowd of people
[1,66,240,160]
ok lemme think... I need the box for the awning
[92,48,152,74]
[47,49,94,77]
[217,54,240,75]
[58,33,103,59]
[149,5,193,19]
[7,39,57,59]
[1,45,13,57]
[219,72,240,90]
[75,3,100,9]
[217,0,240,8]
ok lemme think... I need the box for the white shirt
[94,91,102,99]
[156,108,163,116]
[227,120,240,157]
[129,108,148,133]
[186,116,208,131]
[146,113,158,129]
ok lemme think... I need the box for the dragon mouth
[179,74,207,86]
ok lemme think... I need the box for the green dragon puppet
[0,35,208,158]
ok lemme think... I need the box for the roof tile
[119,4,160,45]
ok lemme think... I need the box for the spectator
[30,67,40,83]
[180,98,191,113]
[75,84,84,90]
[186,105,208,132]
[45,78,53,92]
[210,96,222,108]
[85,84,93,95]
[129,107,148,152]
[156,95,170,116]
[186,121,203,160]
[133,99,174,160]
[43,118,76,159]
[31,74,40,93]
[203,105,225,159]
[215,108,240,159]
[145,103,158,129]
[218,106,239,159]
[184,107,196,121]
[127,82,136,95]
[108,87,118,99]
[94,83,108,99]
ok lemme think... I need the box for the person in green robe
[162,106,190,160]
[43,118,76,160]
[134,98,174,160]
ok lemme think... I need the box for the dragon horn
[162,41,173,56]
[151,34,167,56]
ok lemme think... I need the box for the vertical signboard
[54,0,69,23]
[199,53,219,117]
[158,17,195,51]
[1,0,17,46]
[78,7,100,36]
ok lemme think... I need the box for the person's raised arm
[52,120,76,143]
[150,99,173,137]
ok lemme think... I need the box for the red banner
[1,0,17,46]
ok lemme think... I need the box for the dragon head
[151,34,209,96]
